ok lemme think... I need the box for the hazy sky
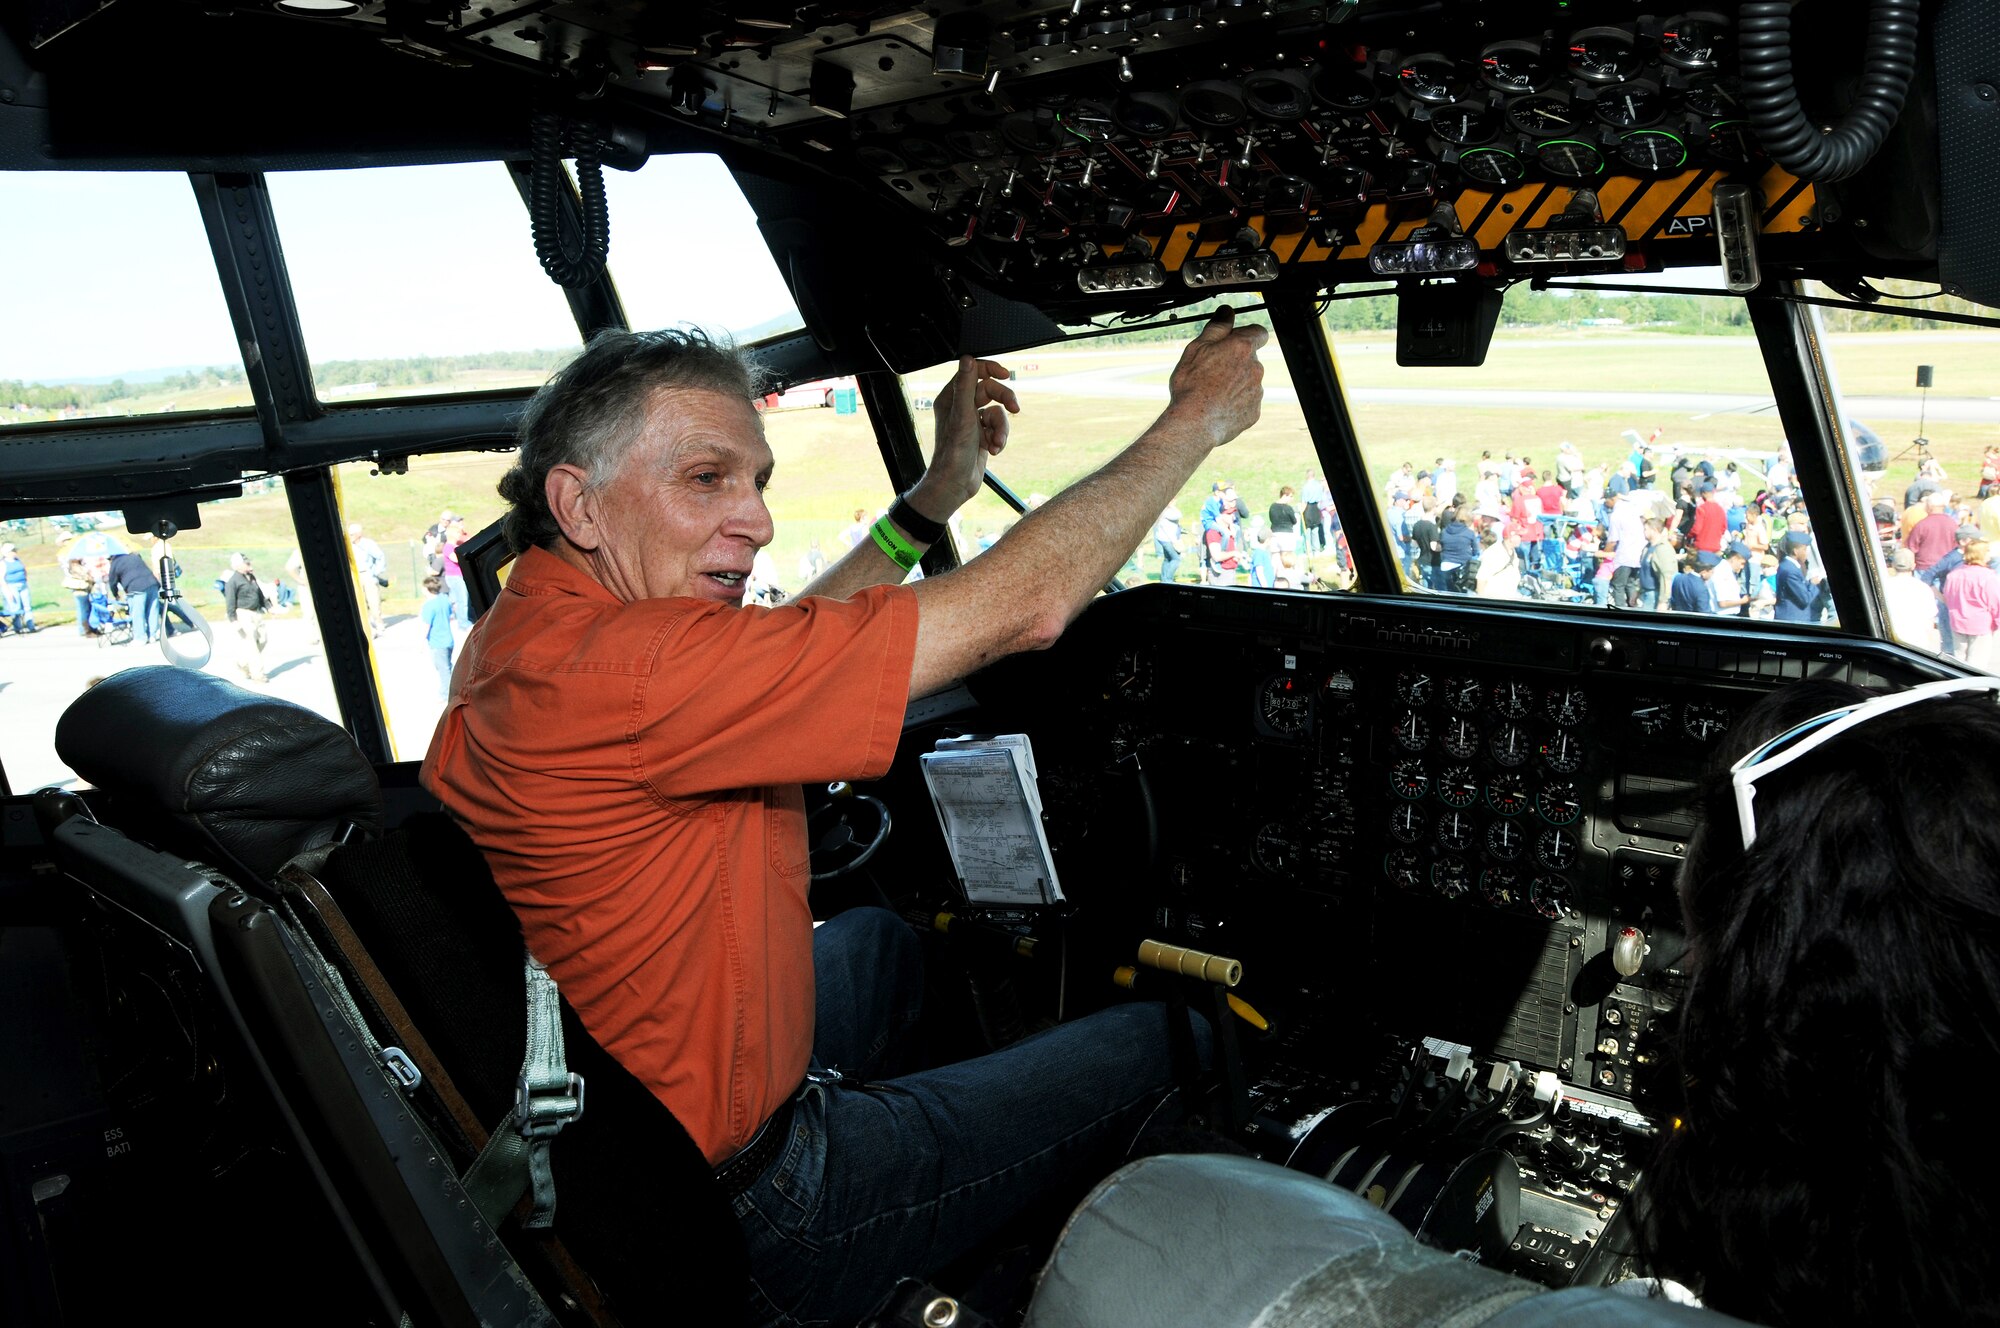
[1,154,801,383]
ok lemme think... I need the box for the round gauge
[1112,90,1179,138]
[1536,779,1584,826]
[1536,139,1607,178]
[1489,723,1533,768]
[1386,849,1425,891]
[1252,823,1301,875]
[1107,647,1154,702]
[1535,828,1579,870]
[1430,101,1498,146]
[1393,710,1431,752]
[1661,15,1727,70]
[1312,64,1380,111]
[1544,687,1589,726]
[1568,28,1642,84]
[1243,69,1313,121]
[1396,670,1435,707]
[1541,729,1586,774]
[1441,716,1482,760]
[1630,697,1674,736]
[1530,874,1578,919]
[1389,803,1427,844]
[1493,679,1536,719]
[1679,81,1735,117]
[1507,93,1576,138]
[1436,809,1476,854]
[1445,676,1485,715]
[1481,867,1522,908]
[1706,118,1756,163]
[1259,674,1312,735]
[1486,818,1525,860]
[943,128,1005,160]
[1432,857,1472,899]
[1620,129,1689,170]
[1180,80,1249,129]
[1397,54,1461,105]
[1682,702,1731,742]
[1437,765,1481,809]
[999,111,1064,155]
[1324,669,1357,698]
[1478,40,1546,94]
[1593,84,1664,129]
[1170,860,1196,888]
[1459,147,1528,187]
[1487,772,1531,816]
[1390,758,1431,801]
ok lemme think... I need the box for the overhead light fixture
[1368,203,1479,275]
[274,0,361,13]
[1502,188,1627,264]
[1182,250,1281,288]
[1078,259,1167,293]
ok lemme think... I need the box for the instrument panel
[948,583,1943,1280]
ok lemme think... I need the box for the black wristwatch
[888,494,948,545]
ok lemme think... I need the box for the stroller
[1518,545,1595,604]
[93,591,134,646]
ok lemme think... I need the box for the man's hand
[910,356,1019,519]
[1163,308,1268,449]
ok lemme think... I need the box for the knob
[1587,636,1619,668]
[1611,927,1646,977]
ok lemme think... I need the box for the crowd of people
[1137,437,2000,666]
[1151,473,1353,591]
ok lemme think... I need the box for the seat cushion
[54,666,381,885]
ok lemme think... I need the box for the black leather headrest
[54,666,383,885]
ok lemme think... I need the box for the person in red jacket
[1689,481,1728,555]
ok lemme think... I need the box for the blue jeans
[1156,539,1182,585]
[736,908,1198,1327]
[445,573,469,624]
[127,586,160,643]
[429,643,455,698]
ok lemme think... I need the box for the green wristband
[869,515,923,573]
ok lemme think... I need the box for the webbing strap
[460,950,583,1229]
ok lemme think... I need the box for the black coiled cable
[1737,0,1920,183]
[529,110,611,288]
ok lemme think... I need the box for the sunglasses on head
[1728,676,2000,851]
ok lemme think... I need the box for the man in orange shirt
[422,313,1266,1325]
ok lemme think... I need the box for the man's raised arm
[797,357,1019,601]
[906,308,1267,697]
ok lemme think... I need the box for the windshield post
[1746,288,1890,640]
[1267,292,1395,594]
[284,471,394,765]
[189,171,320,443]
[857,368,961,577]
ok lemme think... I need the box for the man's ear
[546,464,601,551]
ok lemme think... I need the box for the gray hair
[499,327,763,554]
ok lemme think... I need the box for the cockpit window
[1335,279,1837,627]
[903,307,1356,594]
[266,163,583,404]
[1810,280,2000,661]
[599,154,806,344]
[0,493,342,793]
[0,173,247,422]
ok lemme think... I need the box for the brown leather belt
[713,1097,795,1197]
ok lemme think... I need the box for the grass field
[5,329,1994,626]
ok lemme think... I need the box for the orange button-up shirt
[420,547,917,1163]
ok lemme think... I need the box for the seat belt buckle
[517,1071,586,1139]
[378,1045,423,1092]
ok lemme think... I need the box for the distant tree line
[2,349,580,411]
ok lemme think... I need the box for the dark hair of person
[497,327,762,554]
[1636,679,2000,1324]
